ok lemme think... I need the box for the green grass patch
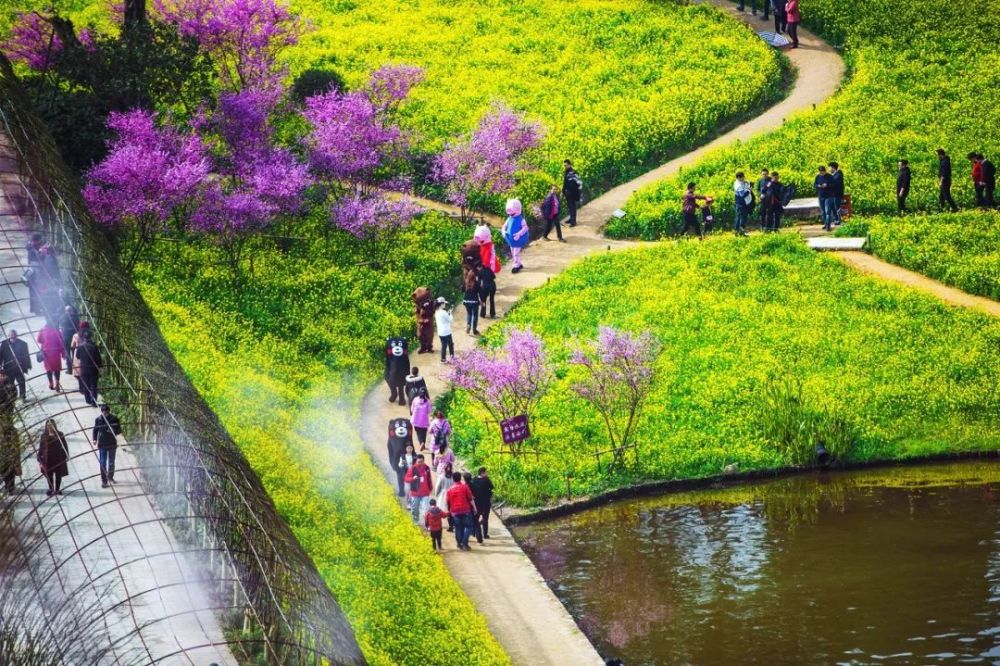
[447,235,1000,507]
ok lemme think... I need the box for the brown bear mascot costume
[412,287,436,354]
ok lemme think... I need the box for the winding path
[359,4,845,665]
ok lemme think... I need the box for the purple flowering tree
[189,87,311,277]
[154,0,300,90]
[82,109,210,273]
[302,65,425,264]
[569,327,659,469]
[431,104,543,223]
[448,326,553,457]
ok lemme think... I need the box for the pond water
[515,462,1000,665]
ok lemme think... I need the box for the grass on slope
[446,235,1000,507]
[609,0,1000,238]
[135,215,509,666]
[838,212,1000,301]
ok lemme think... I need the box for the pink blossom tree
[153,0,301,90]
[302,65,425,264]
[431,103,543,223]
[448,326,553,457]
[569,327,659,469]
[82,109,210,273]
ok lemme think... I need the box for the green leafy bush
[447,235,1000,506]
[610,0,1000,237]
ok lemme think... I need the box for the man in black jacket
[93,404,122,487]
[980,153,996,207]
[828,162,845,225]
[897,159,912,213]
[562,160,582,227]
[470,466,495,542]
[764,172,785,232]
[0,330,31,399]
[756,169,771,229]
[75,330,102,407]
[937,149,958,212]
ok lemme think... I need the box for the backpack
[780,183,797,207]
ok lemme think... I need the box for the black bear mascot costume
[387,417,414,497]
[384,337,410,405]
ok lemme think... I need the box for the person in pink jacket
[785,0,800,48]
[410,388,432,451]
[36,321,64,392]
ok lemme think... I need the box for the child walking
[424,498,449,552]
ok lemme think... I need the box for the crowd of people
[0,231,124,497]
[737,0,802,48]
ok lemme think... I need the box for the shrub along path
[359,5,844,664]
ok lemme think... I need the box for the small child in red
[424,498,449,552]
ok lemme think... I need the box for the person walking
[733,172,753,236]
[562,160,583,227]
[937,149,959,212]
[764,172,786,232]
[541,185,564,242]
[462,271,481,336]
[424,498,449,552]
[982,153,997,207]
[814,165,835,231]
[897,160,912,213]
[93,403,121,488]
[771,0,786,33]
[37,419,69,497]
[429,410,453,470]
[446,471,478,551]
[756,169,771,229]
[502,198,530,274]
[681,183,707,240]
[410,388,431,452]
[75,329,102,406]
[969,152,986,207]
[828,162,844,225]
[59,305,79,373]
[477,261,497,320]
[405,366,428,406]
[36,320,64,392]
[0,330,31,400]
[434,297,454,364]
[785,0,800,47]
[0,371,21,493]
[404,454,433,525]
[760,0,770,20]
[70,321,89,396]
[434,461,456,533]
[470,466,495,543]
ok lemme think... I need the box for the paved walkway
[0,145,235,663]
[359,5,845,665]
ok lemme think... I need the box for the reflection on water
[516,462,1000,665]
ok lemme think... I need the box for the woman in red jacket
[37,320,64,391]
[785,0,800,48]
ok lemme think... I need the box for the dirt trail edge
[359,5,845,665]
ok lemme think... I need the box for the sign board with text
[500,414,530,445]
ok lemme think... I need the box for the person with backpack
[681,182,707,240]
[405,366,428,406]
[897,159,912,213]
[541,185,564,242]
[814,165,835,231]
[429,410,453,471]
[764,172,786,232]
[404,454,433,525]
[733,172,754,236]
[562,160,583,227]
[982,153,996,207]
[756,169,772,229]
[828,162,844,225]
[937,149,959,212]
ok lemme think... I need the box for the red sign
[500,414,530,445]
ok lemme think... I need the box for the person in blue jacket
[502,198,530,274]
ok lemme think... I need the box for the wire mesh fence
[0,56,364,665]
